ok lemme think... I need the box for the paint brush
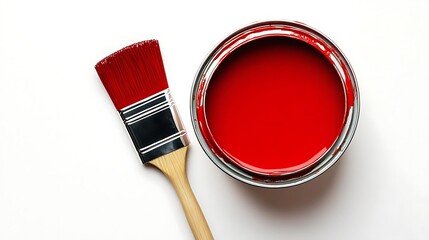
[95,40,213,240]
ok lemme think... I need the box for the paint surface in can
[203,36,346,175]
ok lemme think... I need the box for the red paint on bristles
[95,40,169,110]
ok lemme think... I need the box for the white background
[1,0,428,239]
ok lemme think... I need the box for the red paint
[201,36,347,175]
[96,40,168,110]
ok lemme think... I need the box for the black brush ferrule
[119,89,189,163]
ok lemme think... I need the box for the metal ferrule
[119,89,189,163]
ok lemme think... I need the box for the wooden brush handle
[149,147,214,240]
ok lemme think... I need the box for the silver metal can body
[190,20,360,188]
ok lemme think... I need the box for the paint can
[190,21,359,188]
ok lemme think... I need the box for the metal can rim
[190,20,360,188]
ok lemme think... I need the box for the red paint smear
[198,35,349,176]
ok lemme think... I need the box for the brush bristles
[95,40,169,110]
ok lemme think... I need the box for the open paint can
[190,21,359,188]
